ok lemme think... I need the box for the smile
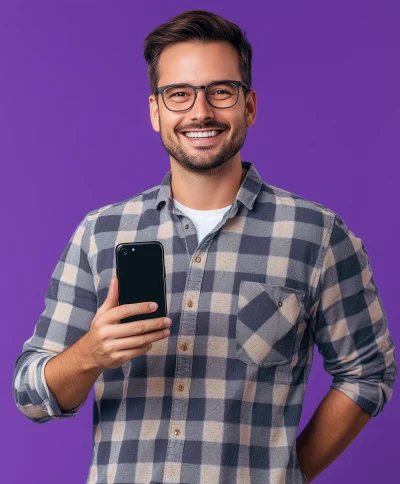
[180,130,225,143]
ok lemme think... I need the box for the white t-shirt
[173,198,232,245]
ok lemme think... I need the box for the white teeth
[184,130,221,138]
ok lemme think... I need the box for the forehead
[157,41,241,85]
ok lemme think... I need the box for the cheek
[160,116,182,136]
[160,123,179,142]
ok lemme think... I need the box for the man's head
[143,10,256,175]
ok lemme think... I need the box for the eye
[171,91,188,97]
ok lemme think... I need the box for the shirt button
[195,256,201,263]
[278,301,283,307]
[184,224,189,229]
[187,300,193,308]
[171,472,174,477]
[181,343,188,351]
[174,428,180,435]
[177,384,184,391]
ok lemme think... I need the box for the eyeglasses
[153,80,249,112]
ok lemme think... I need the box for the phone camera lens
[121,248,127,256]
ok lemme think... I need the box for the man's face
[149,41,256,174]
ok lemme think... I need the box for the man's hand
[84,276,172,370]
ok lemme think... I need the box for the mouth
[179,129,225,144]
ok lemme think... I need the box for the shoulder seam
[82,212,95,276]
[84,185,162,216]
[310,213,337,310]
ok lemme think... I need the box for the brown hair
[143,10,252,94]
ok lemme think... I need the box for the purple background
[1,1,399,482]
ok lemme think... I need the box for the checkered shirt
[13,161,397,484]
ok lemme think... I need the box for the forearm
[44,333,104,412]
[296,387,372,482]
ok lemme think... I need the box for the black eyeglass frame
[153,80,249,112]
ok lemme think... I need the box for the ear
[245,89,257,128]
[149,95,160,132]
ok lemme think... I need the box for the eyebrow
[163,79,232,85]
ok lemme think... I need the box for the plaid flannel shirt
[13,161,397,484]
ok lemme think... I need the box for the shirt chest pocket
[235,281,308,368]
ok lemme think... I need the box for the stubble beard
[158,112,248,175]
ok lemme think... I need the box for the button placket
[164,241,206,483]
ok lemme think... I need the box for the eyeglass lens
[163,82,239,111]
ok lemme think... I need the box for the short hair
[143,10,252,94]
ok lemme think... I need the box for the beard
[158,111,248,175]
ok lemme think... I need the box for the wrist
[74,334,104,373]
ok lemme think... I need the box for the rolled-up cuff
[330,370,395,417]
[40,355,88,419]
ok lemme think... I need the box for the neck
[170,160,246,210]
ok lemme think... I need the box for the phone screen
[115,241,167,323]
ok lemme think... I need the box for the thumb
[97,275,119,316]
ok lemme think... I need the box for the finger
[113,328,170,352]
[96,275,119,318]
[116,344,153,361]
[110,316,171,339]
[102,301,159,326]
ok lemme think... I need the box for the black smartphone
[115,241,167,323]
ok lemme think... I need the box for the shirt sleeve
[310,214,397,417]
[12,212,98,423]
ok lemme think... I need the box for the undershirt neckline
[173,198,232,215]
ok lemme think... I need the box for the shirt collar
[155,161,262,211]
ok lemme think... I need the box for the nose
[189,88,215,123]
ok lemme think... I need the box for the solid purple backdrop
[1,1,399,482]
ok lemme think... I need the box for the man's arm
[13,212,98,422]
[296,388,371,482]
[43,333,103,412]
[298,214,397,481]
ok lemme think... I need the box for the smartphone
[115,241,167,323]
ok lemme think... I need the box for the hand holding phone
[83,276,172,370]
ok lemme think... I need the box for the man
[13,9,397,484]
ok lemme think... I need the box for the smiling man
[13,9,397,484]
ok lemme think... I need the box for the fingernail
[150,302,158,310]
